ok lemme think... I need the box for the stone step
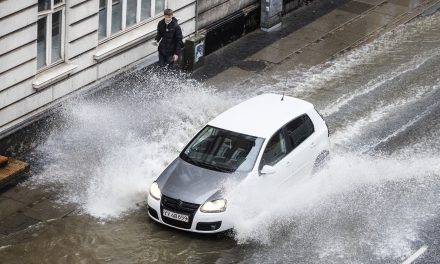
[0,158,30,189]
[0,155,8,167]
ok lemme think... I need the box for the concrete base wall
[198,0,258,29]
[203,4,260,55]
[198,0,316,56]
[283,0,314,14]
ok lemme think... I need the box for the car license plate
[162,209,189,222]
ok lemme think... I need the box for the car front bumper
[147,193,232,233]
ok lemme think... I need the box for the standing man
[154,9,183,67]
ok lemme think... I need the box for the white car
[147,93,330,233]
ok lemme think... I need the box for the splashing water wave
[227,152,440,263]
[30,72,240,218]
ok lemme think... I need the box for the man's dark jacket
[155,17,183,56]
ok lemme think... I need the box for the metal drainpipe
[195,0,198,37]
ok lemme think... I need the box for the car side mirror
[260,165,276,175]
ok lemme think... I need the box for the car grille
[160,195,200,229]
[161,195,200,213]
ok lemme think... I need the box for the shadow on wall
[284,0,314,14]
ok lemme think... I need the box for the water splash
[29,71,240,218]
[228,151,440,262]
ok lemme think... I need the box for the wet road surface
[1,10,440,264]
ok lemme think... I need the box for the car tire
[312,150,330,173]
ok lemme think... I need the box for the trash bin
[182,34,205,71]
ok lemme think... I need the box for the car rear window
[285,114,314,150]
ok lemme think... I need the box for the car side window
[260,129,288,168]
[285,114,314,151]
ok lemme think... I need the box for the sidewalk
[1,0,439,239]
[194,0,440,89]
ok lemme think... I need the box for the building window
[99,0,166,40]
[37,0,65,70]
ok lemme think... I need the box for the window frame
[37,0,66,72]
[258,114,315,170]
[99,0,167,42]
[284,114,315,152]
[180,125,264,173]
[259,128,289,170]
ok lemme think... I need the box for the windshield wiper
[181,154,233,173]
[203,163,233,173]
[181,154,201,166]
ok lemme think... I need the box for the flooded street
[1,11,440,264]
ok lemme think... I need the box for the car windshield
[180,126,264,173]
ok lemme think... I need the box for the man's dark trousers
[158,52,174,67]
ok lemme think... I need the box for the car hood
[156,157,247,205]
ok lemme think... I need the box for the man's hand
[173,54,178,62]
[152,40,159,46]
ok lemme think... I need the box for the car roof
[208,93,314,138]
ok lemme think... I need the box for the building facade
[0,0,310,138]
[0,0,196,137]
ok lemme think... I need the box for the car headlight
[200,199,227,213]
[149,182,161,200]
